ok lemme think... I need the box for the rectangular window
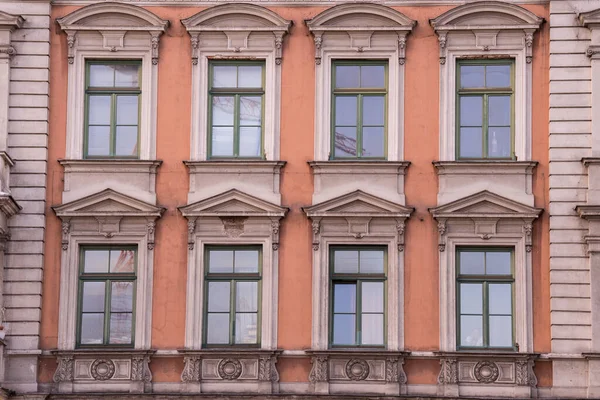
[457,248,514,349]
[456,60,514,160]
[204,246,261,347]
[208,62,265,158]
[330,246,386,347]
[331,62,387,159]
[77,246,137,347]
[84,61,141,158]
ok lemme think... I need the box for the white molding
[581,10,600,156]
[306,4,415,161]
[57,3,168,160]
[431,1,543,161]
[181,4,291,161]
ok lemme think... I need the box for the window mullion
[230,278,236,346]
[483,94,489,158]
[234,94,240,158]
[357,94,363,158]
[104,278,111,346]
[110,93,117,157]
[356,280,361,346]
[483,281,489,348]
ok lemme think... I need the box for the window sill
[184,160,286,206]
[59,159,163,205]
[433,160,538,207]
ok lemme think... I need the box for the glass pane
[459,251,485,275]
[116,96,139,125]
[236,281,258,312]
[362,127,384,157]
[460,315,483,347]
[109,313,132,344]
[460,65,485,88]
[335,96,357,126]
[212,96,235,125]
[88,96,111,125]
[460,283,483,314]
[239,127,262,157]
[333,284,356,313]
[362,282,383,313]
[459,127,483,158]
[489,315,513,347]
[362,314,384,345]
[206,313,230,344]
[333,314,355,345]
[235,313,258,344]
[213,65,237,88]
[238,65,262,88]
[87,126,110,156]
[115,126,138,157]
[109,249,135,273]
[114,64,139,87]
[460,96,483,126]
[211,127,234,157]
[234,250,259,273]
[111,281,133,312]
[335,65,360,88]
[363,96,385,125]
[488,127,511,158]
[361,65,385,88]
[486,251,511,275]
[240,97,262,126]
[89,64,114,87]
[333,250,359,273]
[334,127,357,157]
[84,249,109,273]
[80,313,104,344]
[209,250,233,273]
[82,281,106,312]
[359,250,384,273]
[486,65,511,88]
[207,281,230,312]
[489,284,512,315]
[488,96,510,126]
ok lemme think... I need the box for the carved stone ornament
[191,35,199,65]
[437,219,447,252]
[271,220,280,251]
[313,34,323,65]
[147,220,156,250]
[151,34,160,65]
[311,219,321,251]
[275,32,284,65]
[524,222,533,252]
[396,220,406,252]
[437,358,458,384]
[53,356,74,383]
[345,359,370,381]
[516,359,537,387]
[221,217,246,238]
[398,35,407,65]
[218,358,243,380]
[67,33,76,64]
[438,32,447,65]
[131,355,152,382]
[91,359,116,381]
[524,30,534,64]
[473,360,499,383]
[181,356,201,382]
[61,221,70,251]
[309,355,328,383]
[385,357,407,384]
[259,355,280,382]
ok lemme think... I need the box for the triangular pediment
[430,1,543,30]
[179,189,288,218]
[429,190,542,219]
[53,189,165,218]
[182,4,291,32]
[304,190,414,218]
[307,3,416,31]
[580,8,600,27]
[0,11,23,30]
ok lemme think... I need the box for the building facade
[0,0,595,398]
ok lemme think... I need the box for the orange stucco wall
[41,2,551,386]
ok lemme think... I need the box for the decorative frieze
[308,355,328,383]
[53,356,74,383]
[438,357,458,384]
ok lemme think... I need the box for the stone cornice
[59,159,163,174]
[309,160,410,175]
[582,157,600,167]
[184,160,286,175]
[575,205,600,220]
[433,160,538,175]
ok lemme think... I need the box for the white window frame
[56,3,168,160]
[181,4,291,161]
[430,1,543,162]
[307,4,415,162]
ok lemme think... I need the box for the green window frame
[331,61,388,160]
[84,60,142,159]
[329,246,387,348]
[76,246,137,348]
[456,247,515,350]
[203,246,262,347]
[456,59,515,160]
[208,61,265,159]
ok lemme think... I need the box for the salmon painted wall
[41,2,551,385]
